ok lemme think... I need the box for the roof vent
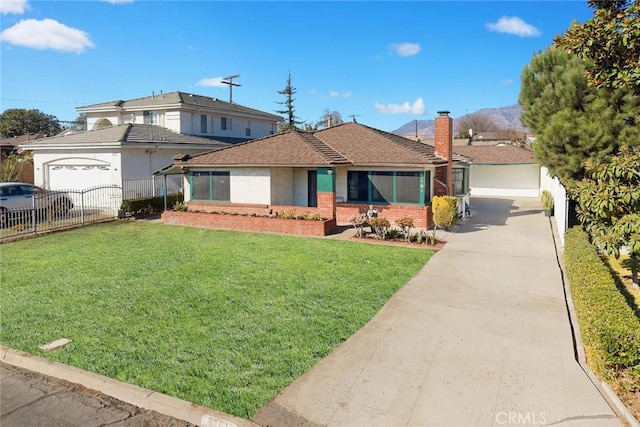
[437,110,450,117]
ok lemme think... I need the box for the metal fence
[1,176,184,241]
[122,175,183,200]
[0,185,123,241]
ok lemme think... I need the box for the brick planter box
[161,210,337,237]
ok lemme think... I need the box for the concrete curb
[0,346,259,427]
[549,219,640,427]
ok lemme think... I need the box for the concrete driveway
[253,197,622,427]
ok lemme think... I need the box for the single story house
[157,111,470,228]
[452,144,540,198]
[76,91,283,144]
[20,124,229,195]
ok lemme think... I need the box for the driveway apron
[253,197,621,427]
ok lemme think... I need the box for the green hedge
[564,227,640,378]
[120,194,183,214]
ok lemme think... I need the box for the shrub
[121,194,183,214]
[564,227,640,379]
[541,190,554,211]
[395,217,414,241]
[432,196,458,229]
[350,213,368,237]
[172,201,188,212]
[369,217,390,240]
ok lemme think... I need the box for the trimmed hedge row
[564,227,640,378]
[120,194,183,214]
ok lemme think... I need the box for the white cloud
[486,16,541,37]
[0,19,93,53]
[500,79,513,85]
[100,0,134,4]
[0,0,28,15]
[389,42,421,57]
[197,77,226,87]
[374,97,425,115]
[328,90,352,99]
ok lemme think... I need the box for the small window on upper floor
[245,121,251,137]
[221,117,227,130]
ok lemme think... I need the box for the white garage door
[48,165,113,191]
[469,164,540,197]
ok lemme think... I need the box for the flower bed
[162,210,337,237]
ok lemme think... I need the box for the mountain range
[392,104,525,138]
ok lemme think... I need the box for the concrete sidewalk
[253,197,623,427]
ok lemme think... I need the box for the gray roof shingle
[20,124,229,149]
[77,91,282,121]
[175,123,460,168]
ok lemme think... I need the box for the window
[245,121,251,137]
[190,171,230,201]
[200,115,208,133]
[453,168,467,195]
[370,172,393,202]
[348,171,369,202]
[396,172,422,203]
[221,117,232,131]
[347,171,426,204]
[143,110,155,124]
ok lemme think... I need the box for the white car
[0,182,73,226]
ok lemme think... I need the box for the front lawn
[0,222,432,418]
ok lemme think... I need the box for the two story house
[77,91,283,144]
[21,91,283,194]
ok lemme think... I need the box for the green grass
[0,222,432,418]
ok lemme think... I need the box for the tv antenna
[221,74,241,103]
[349,114,360,123]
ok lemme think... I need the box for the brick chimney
[434,110,453,196]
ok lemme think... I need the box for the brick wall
[434,167,449,197]
[317,191,336,219]
[162,210,337,236]
[188,201,323,218]
[336,203,433,228]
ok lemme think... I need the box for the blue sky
[1,0,593,132]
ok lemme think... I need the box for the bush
[395,217,414,241]
[432,196,458,229]
[369,217,390,240]
[564,227,640,378]
[541,190,554,211]
[121,194,183,214]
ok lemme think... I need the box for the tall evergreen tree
[519,47,640,184]
[275,72,302,132]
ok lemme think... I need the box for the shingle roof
[182,130,351,167]
[77,91,282,121]
[176,122,456,169]
[0,133,47,146]
[453,145,536,165]
[315,123,448,165]
[20,124,229,149]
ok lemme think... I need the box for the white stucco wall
[540,166,568,248]
[469,164,540,197]
[230,168,271,204]
[270,168,294,205]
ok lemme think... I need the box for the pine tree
[519,47,640,184]
[275,72,302,131]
